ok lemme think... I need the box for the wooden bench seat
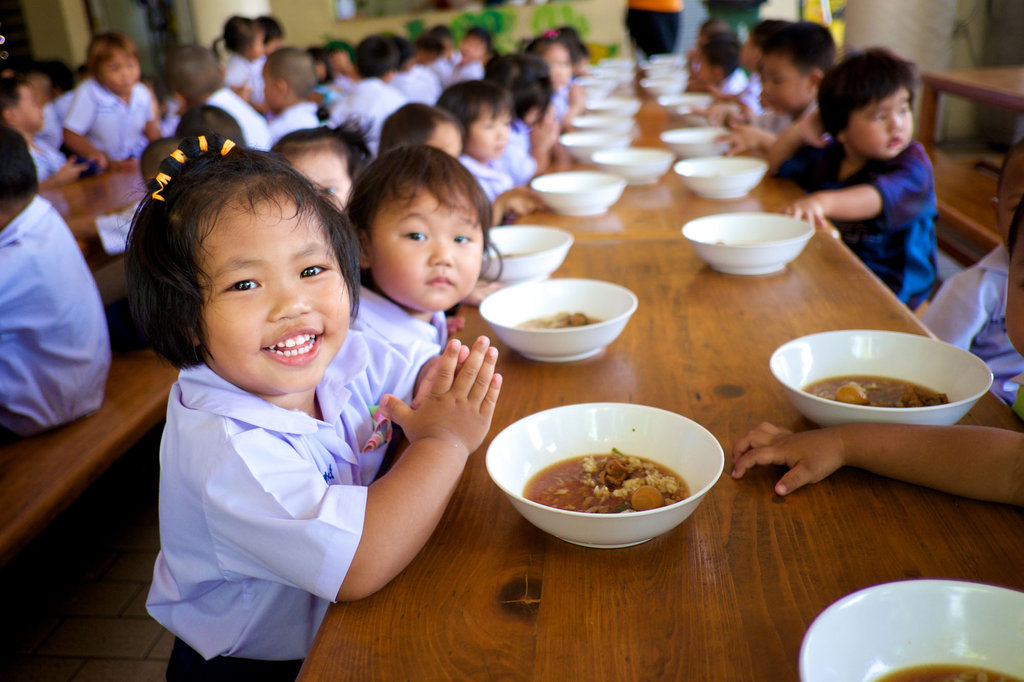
[0,349,177,567]
[931,150,1001,266]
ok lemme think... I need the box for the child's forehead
[381,190,480,226]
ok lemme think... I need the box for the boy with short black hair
[263,46,321,144]
[688,32,749,103]
[390,35,442,105]
[0,125,110,437]
[770,47,936,309]
[329,34,407,155]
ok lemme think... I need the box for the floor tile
[70,659,167,682]
[146,629,175,661]
[0,656,84,682]
[53,580,143,617]
[101,551,158,583]
[36,617,164,659]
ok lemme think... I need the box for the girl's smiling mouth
[264,332,320,360]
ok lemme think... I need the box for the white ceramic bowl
[530,171,627,216]
[558,131,632,163]
[478,278,638,362]
[585,96,642,118]
[800,580,1024,682]
[591,147,675,185]
[640,76,686,96]
[577,77,617,101]
[771,329,994,427]
[480,225,574,284]
[657,92,714,114]
[486,402,725,547]
[673,156,769,199]
[660,127,729,158]
[681,212,814,275]
[570,114,635,135]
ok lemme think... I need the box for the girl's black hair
[818,47,918,139]
[174,105,244,143]
[379,103,464,155]
[0,125,37,211]
[346,145,494,287]
[463,26,493,54]
[125,136,360,369]
[484,53,553,121]
[436,80,514,134]
[555,26,590,62]
[215,16,261,58]
[272,120,373,186]
[355,34,399,80]
[256,15,284,44]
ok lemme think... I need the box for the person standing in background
[627,0,683,58]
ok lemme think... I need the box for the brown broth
[876,663,1024,682]
[523,451,689,513]
[518,311,599,330]
[804,375,949,408]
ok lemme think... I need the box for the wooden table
[299,99,1024,679]
[917,65,1024,155]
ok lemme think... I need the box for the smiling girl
[126,135,501,678]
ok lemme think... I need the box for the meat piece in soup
[518,311,597,330]
[523,450,689,513]
[804,375,949,408]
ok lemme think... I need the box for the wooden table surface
[299,98,1024,681]
[917,64,1024,155]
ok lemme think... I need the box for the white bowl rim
[770,329,994,414]
[486,401,725,518]
[488,225,575,253]
[530,171,629,194]
[592,147,675,163]
[682,213,815,248]
[480,278,639,333]
[660,126,729,141]
[674,155,769,171]
[559,131,633,144]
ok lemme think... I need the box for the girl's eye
[301,266,324,277]
[454,235,471,244]
[231,280,258,291]
[405,232,427,242]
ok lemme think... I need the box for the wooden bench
[931,150,1001,266]
[0,350,177,567]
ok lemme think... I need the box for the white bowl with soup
[673,156,770,199]
[480,225,574,284]
[639,76,686,96]
[558,131,632,163]
[591,147,675,185]
[771,329,993,427]
[570,114,636,135]
[657,93,715,115]
[800,579,1024,682]
[681,212,815,275]
[584,96,642,118]
[478,278,637,362]
[660,127,729,158]
[486,402,725,548]
[530,171,628,216]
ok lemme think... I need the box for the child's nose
[430,242,454,265]
[270,283,312,319]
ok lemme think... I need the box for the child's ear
[807,68,824,89]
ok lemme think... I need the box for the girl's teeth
[267,334,315,356]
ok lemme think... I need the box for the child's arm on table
[784,184,882,231]
[731,421,1024,505]
[493,185,544,225]
[62,129,109,171]
[337,336,502,600]
[719,123,776,157]
[38,157,91,189]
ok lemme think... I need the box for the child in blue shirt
[769,47,937,308]
[126,135,501,677]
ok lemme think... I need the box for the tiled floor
[0,427,174,681]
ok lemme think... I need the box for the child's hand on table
[784,194,831,230]
[731,422,847,496]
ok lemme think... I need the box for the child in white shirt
[330,35,407,155]
[273,120,371,211]
[390,35,442,105]
[447,27,491,86]
[263,47,323,145]
[218,15,267,110]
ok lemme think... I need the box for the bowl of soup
[591,147,675,185]
[558,131,632,163]
[800,579,1024,682]
[478,278,638,362]
[585,96,643,118]
[480,225,574,284]
[673,156,770,199]
[660,127,729,159]
[530,171,628,216]
[640,76,686,96]
[570,114,636,135]
[657,93,715,116]
[771,329,993,427]
[486,402,725,548]
[681,212,815,275]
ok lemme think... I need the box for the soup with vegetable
[524,449,689,513]
[876,663,1024,681]
[518,311,598,330]
[804,375,949,408]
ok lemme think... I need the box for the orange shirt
[628,0,682,13]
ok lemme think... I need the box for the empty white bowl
[486,402,724,547]
[578,77,617,101]
[530,171,627,216]
[591,147,675,185]
[478,278,638,362]
[673,156,769,199]
[640,77,686,96]
[800,580,1024,682]
[570,114,635,135]
[681,212,814,275]
[657,93,715,114]
[480,225,574,284]
[585,96,642,118]
[558,131,632,163]
[660,127,729,158]
[771,329,994,427]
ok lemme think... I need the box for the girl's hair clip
[150,134,238,202]
[542,29,560,39]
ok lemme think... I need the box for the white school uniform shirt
[922,245,1023,404]
[146,330,432,660]
[391,65,442,105]
[351,287,447,356]
[0,196,111,436]
[459,154,514,202]
[446,60,484,87]
[425,58,453,87]
[35,92,72,150]
[206,87,272,151]
[720,68,750,99]
[551,86,569,122]
[268,101,321,145]
[29,139,67,181]
[502,119,537,186]
[224,53,266,107]
[63,79,154,161]
[329,77,407,155]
